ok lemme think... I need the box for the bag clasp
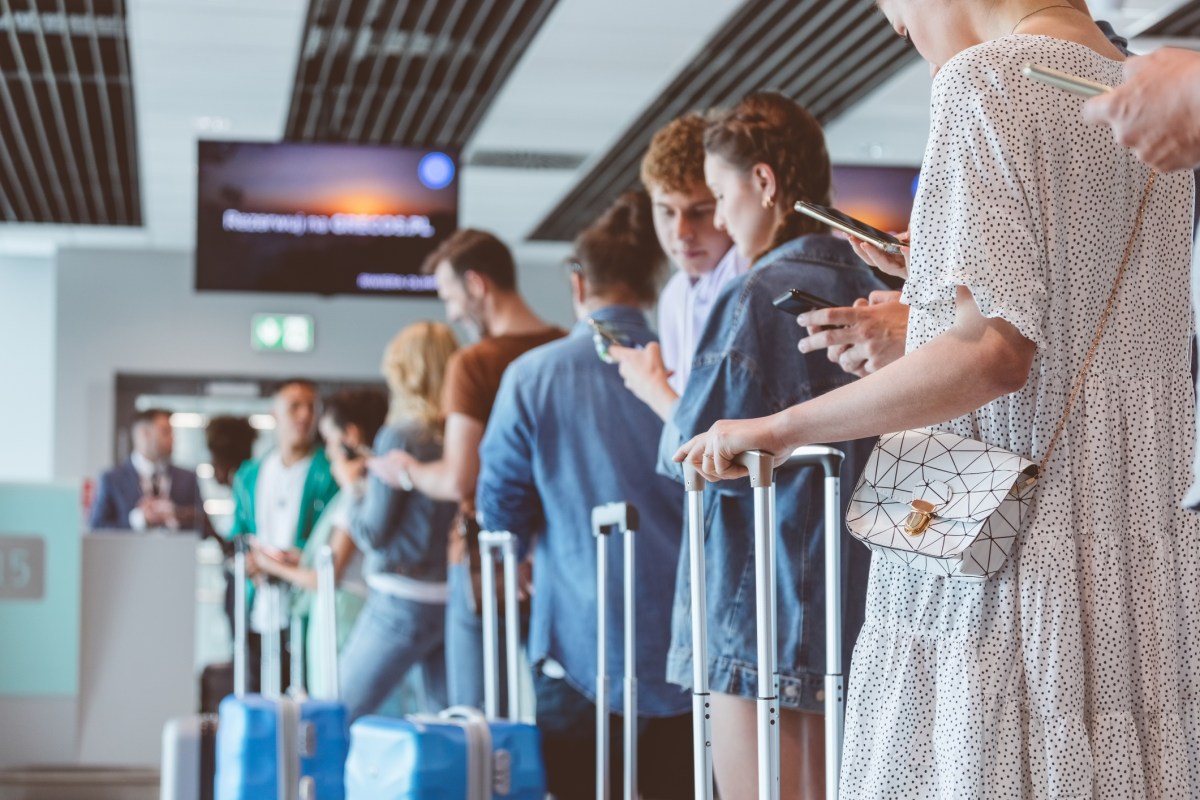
[904,499,937,536]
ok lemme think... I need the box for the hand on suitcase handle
[674,416,792,483]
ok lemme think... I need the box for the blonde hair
[381,321,459,429]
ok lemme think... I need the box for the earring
[762,196,775,209]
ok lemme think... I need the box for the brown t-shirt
[445,326,566,564]
[443,328,566,425]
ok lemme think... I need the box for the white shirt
[128,451,174,530]
[252,451,311,632]
[656,246,751,394]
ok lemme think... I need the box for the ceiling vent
[0,0,141,225]
[527,0,917,242]
[1142,0,1200,35]
[283,0,559,148]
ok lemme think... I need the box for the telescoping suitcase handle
[682,447,845,800]
[591,502,639,800]
[478,530,522,722]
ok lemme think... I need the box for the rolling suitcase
[343,530,545,800]
[215,543,349,800]
[160,713,219,800]
[591,502,639,800]
[160,537,259,800]
[683,447,846,800]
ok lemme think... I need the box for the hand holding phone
[773,289,836,316]
[794,201,906,254]
[1022,63,1111,97]
[587,318,634,364]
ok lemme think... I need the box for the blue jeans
[338,589,447,722]
[445,562,514,714]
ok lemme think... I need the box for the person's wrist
[768,408,802,456]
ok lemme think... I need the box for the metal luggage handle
[478,530,522,722]
[682,446,846,800]
[591,501,639,800]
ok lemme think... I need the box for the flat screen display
[830,164,920,236]
[195,140,458,297]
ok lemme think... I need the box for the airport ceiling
[0,0,1195,249]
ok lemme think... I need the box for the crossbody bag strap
[1037,172,1158,473]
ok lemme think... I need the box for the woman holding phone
[678,2,1199,796]
[646,91,886,799]
[338,322,460,721]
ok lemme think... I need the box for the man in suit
[89,408,206,531]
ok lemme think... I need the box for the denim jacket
[657,234,885,710]
[477,304,690,717]
[347,422,457,583]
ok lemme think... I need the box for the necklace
[1011,4,1075,35]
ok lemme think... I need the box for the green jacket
[228,448,338,548]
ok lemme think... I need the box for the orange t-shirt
[444,327,566,564]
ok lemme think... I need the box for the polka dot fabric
[839,36,1200,799]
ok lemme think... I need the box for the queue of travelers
[91,2,1200,796]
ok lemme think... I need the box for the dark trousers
[533,667,694,800]
[222,569,295,694]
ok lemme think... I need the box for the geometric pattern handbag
[846,174,1157,581]
[846,429,1038,580]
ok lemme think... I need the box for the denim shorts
[665,471,872,713]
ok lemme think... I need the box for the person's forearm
[768,324,1028,452]
[256,558,316,590]
[407,458,464,502]
[645,381,679,422]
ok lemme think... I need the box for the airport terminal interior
[3,0,1200,798]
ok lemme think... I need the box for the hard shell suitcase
[160,539,259,800]
[683,447,846,800]
[343,530,545,800]
[160,713,218,800]
[215,542,349,800]
[591,502,639,800]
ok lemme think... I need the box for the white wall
[0,253,57,481]
[53,243,573,484]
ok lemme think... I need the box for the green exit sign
[251,313,315,353]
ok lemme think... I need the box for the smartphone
[773,289,837,316]
[1021,63,1110,97]
[586,318,630,364]
[340,442,371,460]
[793,201,905,254]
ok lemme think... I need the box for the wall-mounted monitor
[195,140,458,297]
[830,164,920,236]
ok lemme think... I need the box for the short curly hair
[639,112,710,195]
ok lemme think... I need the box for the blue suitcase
[215,692,348,799]
[216,542,349,800]
[345,708,543,799]
[344,531,545,800]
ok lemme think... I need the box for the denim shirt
[477,304,690,717]
[347,422,457,582]
[656,234,886,708]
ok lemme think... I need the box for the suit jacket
[228,448,337,549]
[88,459,206,531]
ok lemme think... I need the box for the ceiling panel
[282,0,559,148]
[0,0,141,225]
[1141,0,1200,34]
[527,0,917,242]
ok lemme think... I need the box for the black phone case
[773,289,835,315]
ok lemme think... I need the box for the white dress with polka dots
[839,36,1200,799]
